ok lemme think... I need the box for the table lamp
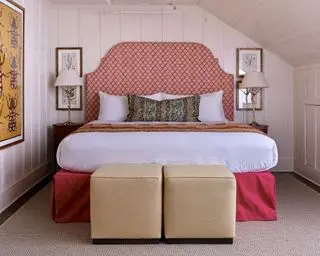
[54,69,83,125]
[239,72,268,126]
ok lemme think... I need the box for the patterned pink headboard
[86,42,234,122]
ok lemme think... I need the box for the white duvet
[57,122,278,173]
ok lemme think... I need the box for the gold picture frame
[0,0,25,150]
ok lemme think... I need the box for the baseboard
[271,170,293,173]
[291,172,320,194]
[272,157,294,172]
[0,163,53,226]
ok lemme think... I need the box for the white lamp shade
[54,69,84,87]
[239,72,268,89]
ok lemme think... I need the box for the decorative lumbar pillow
[161,93,191,100]
[141,93,162,101]
[126,95,200,122]
[198,91,227,122]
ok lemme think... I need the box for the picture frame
[236,81,262,111]
[236,48,263,78]
[0,0,25,150]
[56,47,83,110]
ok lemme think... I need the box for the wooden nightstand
[53,123,84,169]
[249,122,268,135]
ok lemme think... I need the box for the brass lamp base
[62,121,75,126]
[249,121,264,129]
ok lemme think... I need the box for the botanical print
[61,87,76,105]
[241,54,258,73]
[62,53,77,72]
[237,48,262,77]
[0,0,24,149]
[238,89,262,109]
[56,48,82,110]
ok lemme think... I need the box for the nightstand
[53,123,84,169]
[249,122,268,135]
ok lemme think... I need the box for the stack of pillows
[98,91,228,123]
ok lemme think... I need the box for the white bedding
[57,122,278,173]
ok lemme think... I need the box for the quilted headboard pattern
[86,42,234,122]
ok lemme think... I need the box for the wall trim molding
[0,163,52,224]
[292,172,320,193]
[272,169,293,173]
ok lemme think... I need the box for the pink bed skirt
[51,170,277,223]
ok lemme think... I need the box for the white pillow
[98,92,128,122]
[141,93,162,101]
[161,93,191,100]
[198,91,227,122]
[98,92,163,122]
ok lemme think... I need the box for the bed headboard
[86,42,234,122]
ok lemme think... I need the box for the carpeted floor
[0,174,320,256]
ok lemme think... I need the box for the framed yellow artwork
[0,0,24,149]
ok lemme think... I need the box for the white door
[294,67,320,184]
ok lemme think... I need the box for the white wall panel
[0,0,52,212]
[295,64,320,185]
[316,107,320,169]
[100,11,121,55]
[203,10,224,65]
[121,15,142,41]
[50,5,294,172]
[163,11,183,42]
[305,105,316,168]
[182,6,203,42]
[58,9,79,46]
[141,14,163,41]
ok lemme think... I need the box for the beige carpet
[0,174,320,256]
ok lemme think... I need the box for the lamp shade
[54,69,84,87]
[239,72,268,89]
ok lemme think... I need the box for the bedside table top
[249,122,268,129]
[53,123,84,127]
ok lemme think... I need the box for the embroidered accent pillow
[126,95,200,122]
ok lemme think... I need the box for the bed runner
[73,123,266,135]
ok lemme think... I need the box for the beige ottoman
[90,164,162,244]
[164,165,236,244]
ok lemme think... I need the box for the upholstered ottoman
[90,164,162,244]
[164,165,236,244]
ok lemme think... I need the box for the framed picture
[56,47,83,110]
[236,48,263,78]
[0,0,25,150]
[236,81,262,111]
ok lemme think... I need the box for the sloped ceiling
[48,0,320,67]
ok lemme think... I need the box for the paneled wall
[49,5,294,172]
[294,65,320,184]
[0,0,52,212]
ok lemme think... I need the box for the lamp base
[63,121,76,126]
[249,121,261,127]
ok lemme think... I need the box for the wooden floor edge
[0,173,53,226]
[291,173,320,194]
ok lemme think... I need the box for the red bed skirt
[51,170,277,223]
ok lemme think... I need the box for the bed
[51,42,278,223]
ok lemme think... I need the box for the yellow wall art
[0,0,24,149]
